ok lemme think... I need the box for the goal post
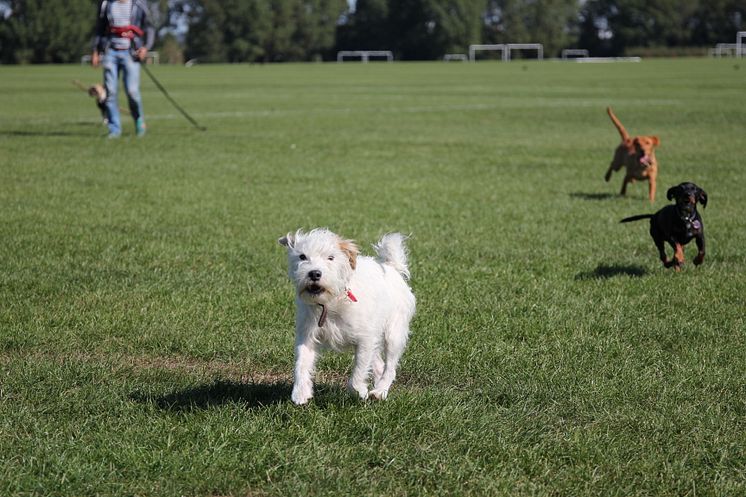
[469,43,544,62]
[469,44,506,62]
[712,43,738,57]
[561,49,589,60]
[737,31,746,58]
[505,43,543,61]
[337,50,393,63]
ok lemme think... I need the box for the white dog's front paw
[347,380,369,400]
[369,388,389,401]
[291,383,313,405]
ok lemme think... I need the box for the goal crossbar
[711,43,739,57]
[561,49,589,60]
[469,43,544,62]
[337,50,393,63]
[469,44,506,61]
[505,43,543,61]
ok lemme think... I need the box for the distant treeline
[1,0,744,63]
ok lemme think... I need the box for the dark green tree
[578,0,745,55]
[689,0,746,46]
[602,0,698,51]
[483,0,529,46]
[185,0,345,62]
[0,0,97,63]
[341,0,483,60]
[184,0,232,62]
[482,0,578,57]
[576,0,612,55]
[336,0,389,50]
[291,0,351,60]
[398,0,485,60]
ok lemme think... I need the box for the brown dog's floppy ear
[666,185,679,201]
[698,188,708,208]
[338,239,359,270]
[278,233,294,248]
[651,136,660,147]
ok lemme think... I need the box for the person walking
[91,0,154,138]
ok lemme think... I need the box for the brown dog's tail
[607,107,630,141]
[72,80,88,93]
[620,214,653,223]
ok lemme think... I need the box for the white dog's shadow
[132,380,291,410]
[132,379,353,410]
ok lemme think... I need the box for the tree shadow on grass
[576,263,648,280]
[131,380,293,411]
[569,192,617,201]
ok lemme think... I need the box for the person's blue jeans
[103,48,144,136]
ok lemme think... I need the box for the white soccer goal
[574,57,641,63]
[505,43,544,61]
[470,43,544,62]
[737,31,746,58]
[710,43,739,57]
[337,50,393,63]
[469,44,506,61]
[561,49,589,60]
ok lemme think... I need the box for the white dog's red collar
[317,289,358,327]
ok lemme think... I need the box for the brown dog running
[73,80,108,123]
[604,107,660,202]
[88,83,109,124]
[620,182,707,271]
[72,80,129,125]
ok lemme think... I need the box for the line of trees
[184,0,347,62]
[1,0,744,64]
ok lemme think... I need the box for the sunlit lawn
[1,58,744,496]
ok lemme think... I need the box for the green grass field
[1,59,745,496]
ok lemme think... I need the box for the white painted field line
[143,99,680,122]
[3,100,680,127]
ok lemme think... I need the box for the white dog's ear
[278,233,294,248]
[338,239,359,270]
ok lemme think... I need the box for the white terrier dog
[279,228,416,405]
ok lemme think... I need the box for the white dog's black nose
[308,270,322,281]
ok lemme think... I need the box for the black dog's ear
[666,185,680,201]
[698,188,708,208]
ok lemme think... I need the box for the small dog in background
[605,107,661,202]
[73,80,129,125]
[73,80,109,124]
[87,83,109,124]
[621,182,707,271]
[279,228,416,405]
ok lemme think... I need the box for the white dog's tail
[374,233,411,280]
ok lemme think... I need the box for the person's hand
[91,51,100,68]
[135,47,148,62]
